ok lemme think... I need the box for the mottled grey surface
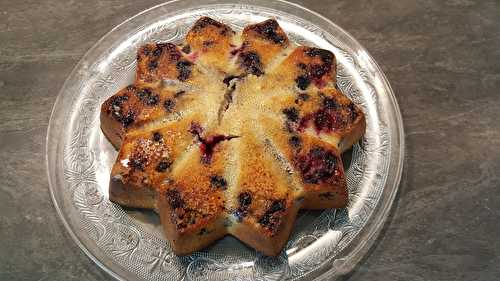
[0,0,499,280]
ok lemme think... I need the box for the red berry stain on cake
[295,147,342,184]
[297,96,358,134]
[189,122,238,164]
[187,51,199,62]
[230,44,245,56]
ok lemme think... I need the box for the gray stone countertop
[1,0,499,280]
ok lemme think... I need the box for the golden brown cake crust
[100,17,366,256]
[237,19,290,76]
[185,17,235,74]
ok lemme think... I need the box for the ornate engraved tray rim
[46,1,404,280]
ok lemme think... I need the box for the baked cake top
[100,17,366,256]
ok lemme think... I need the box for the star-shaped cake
[101,17,365,256]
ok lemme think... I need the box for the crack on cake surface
[217,79,239,123]
[188,122,239,164]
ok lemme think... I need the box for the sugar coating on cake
[100,17,366,256]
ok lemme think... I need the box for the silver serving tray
[46,1,404,280]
